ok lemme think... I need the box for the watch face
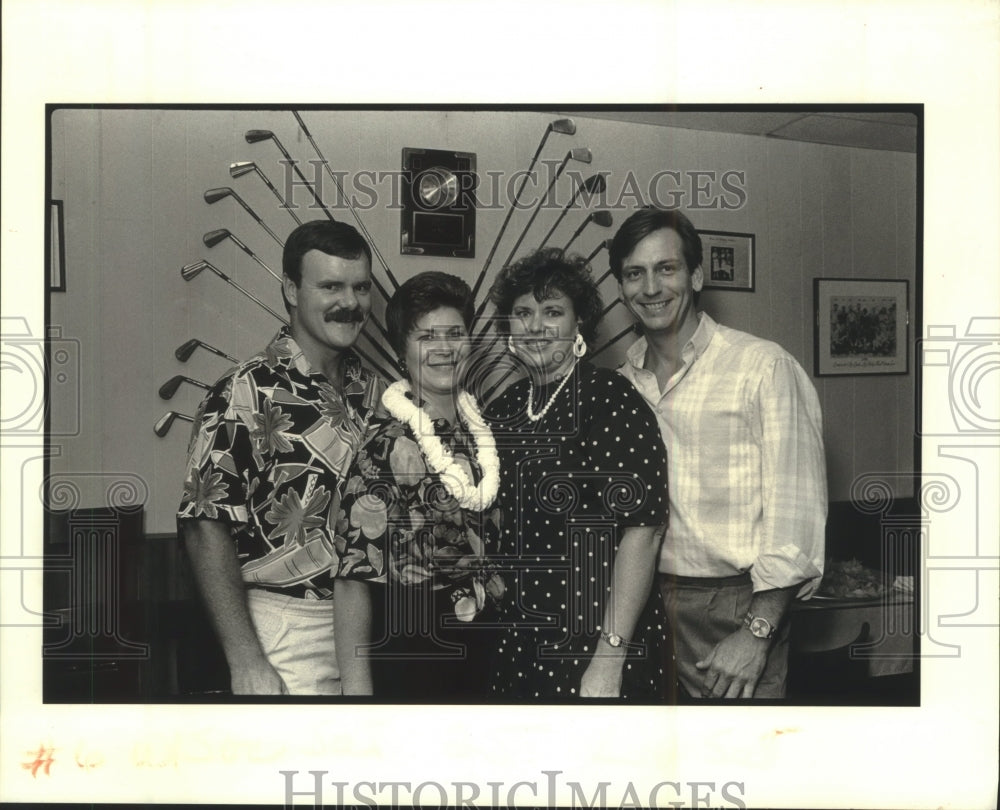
[606,633,624,647]
[749,617,772,638]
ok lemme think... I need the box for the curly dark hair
[385,271,474,359]
[488,248,604,346]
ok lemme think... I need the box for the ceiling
[558,110,919,153]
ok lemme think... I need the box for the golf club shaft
[259,133,337,223]
[497,155,570,284]
[471,123,559,300]
[590,323,636,360]
[292,111,400,291]
[233,196,284,247]
[193,260,289,324]
[226,232,282,283]
[538,182,592,249]
[246,163,304,225]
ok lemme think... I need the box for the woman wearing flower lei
[333,271,505,699]
[484,248,671,700]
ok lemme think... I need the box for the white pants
[246,589,342,695]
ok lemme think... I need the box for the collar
[266,326,363,382]
[624,312,717,372]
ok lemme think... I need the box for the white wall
[48,108,917,533]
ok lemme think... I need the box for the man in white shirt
[610,207,827,699]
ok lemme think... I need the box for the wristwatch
[600,631,630,648]
[743,611,775,640]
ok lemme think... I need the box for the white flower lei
[381,380,500,511]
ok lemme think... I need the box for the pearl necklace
[381,381,500,511]
[526,360,578,422]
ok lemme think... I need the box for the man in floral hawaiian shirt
[177,220,385,695]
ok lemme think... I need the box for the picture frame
[49,199,66,292]
[814,277,909,376]
[699,230,755,291]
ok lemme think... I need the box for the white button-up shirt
[618,313,827,595]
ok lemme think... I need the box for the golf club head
[245,129,275,144]
[229,161,257,178]
[591,211,614,228]
[154,411,194,437]
[581,174,607,195]
[154,411,178,437]
[569,147,592,164]
[158,375,187,400]
[203,228,231,248]
[181,260,208,281]
[551,118,576,135]
[175,339,200,362]
[204,187,234,205]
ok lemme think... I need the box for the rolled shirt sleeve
[751,356,828,596]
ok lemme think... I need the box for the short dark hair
[608,207,703,282]
[385,271,474,359]
[488,248,604,346]
[281,220,372,311]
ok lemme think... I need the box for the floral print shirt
[335,411,505,621]
[177,327,384,598]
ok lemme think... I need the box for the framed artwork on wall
[814,277,909,376]
[699,230,754,291]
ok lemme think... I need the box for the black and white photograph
[1,2,998,809]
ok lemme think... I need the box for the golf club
[472,147,594,333]
[159,374,212,400]
[291,111,400,291]
[471,118,576,301]
[204,187,284,247]
[181,259,288,324]
[563,210,614,253]
[245,129,335,222]
[180,262,399,381]
[203,228,280,282]
[591,322,637,361]
[590,240,616,286]
[154,411,194,438]
[175,338,238,364]
[538,174,608,249]
[497,147,593,283]
[230,161,303,225]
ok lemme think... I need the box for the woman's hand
[580,648,624,697]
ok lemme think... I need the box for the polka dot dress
[484,361,670,700]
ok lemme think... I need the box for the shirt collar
[624,312,718,372]
[266,326,362,381]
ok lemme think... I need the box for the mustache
[324,308,366,323]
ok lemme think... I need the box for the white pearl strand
[526,360,578,423]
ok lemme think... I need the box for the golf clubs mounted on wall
[158,111,621,438]
[156,111,410,439]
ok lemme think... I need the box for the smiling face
[404,306,470,402]
[284,249,372,367]
[618,227,703,342]
[508,289,579,383]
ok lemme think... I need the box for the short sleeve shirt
[176,327,384,598]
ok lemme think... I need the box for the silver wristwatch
[743,611,775,640]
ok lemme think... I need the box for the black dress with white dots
[484,361,670,700]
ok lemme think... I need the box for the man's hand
[695,629,768,698]
[231,660,288,695]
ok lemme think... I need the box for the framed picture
[814,278,909,376]
[49,199,66,291]
[699,230,754,291]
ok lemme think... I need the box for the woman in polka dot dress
[483,248,671,700]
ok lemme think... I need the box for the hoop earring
[573,332,587,358]
[507,336,516,355]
